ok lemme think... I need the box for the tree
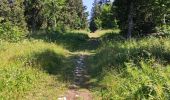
[0,0,26,29]
[90,0,102,32]
[24,0,88,31]
[101,4,117,29]
[90,0,117,32]
[64,0,88,29]
[42,0,65,30]
[0,0,27,41]
[24,0,44,31]
[114,0,170,37]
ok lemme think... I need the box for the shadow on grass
[30,32,101,52]
[99,32,125,42]
[27,49,78,83]
[87,39,170,86]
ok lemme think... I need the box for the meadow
[0,30,98,100]
[0,39,75,99]
[1,0,170,99]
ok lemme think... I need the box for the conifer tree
[0,0,26,29]
[90,0,102,32]
[114,0,170,37]
[64,0,88,29]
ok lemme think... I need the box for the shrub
[97,61,170,99]
[0,21,26,42]
[88,36,170,99]
[155,25,170,35]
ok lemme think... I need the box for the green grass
[1,29,170,99]
[0,39,74,100]
[30,31,100,52]
[0,30,101,100]
[87,34,170,99]
[88,29,120,38]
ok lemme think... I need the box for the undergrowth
[87,36,170,100]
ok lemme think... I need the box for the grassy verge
[0,39,74,100]
[88,29,120,38]
[87,33,170,99]
[30,31,101,52]
[2,29,170,99]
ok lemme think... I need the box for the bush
[155,25,170,35]
[96,61,170,99]
[0,21,26,42]
[162,26,170,35]
[87,36,170,99]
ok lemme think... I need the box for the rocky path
[58,54,92,100]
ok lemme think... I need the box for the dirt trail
[58,54,92,100]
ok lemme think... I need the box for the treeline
[0,0,88,41]
[90,0,170,37]
[90,0,117,32]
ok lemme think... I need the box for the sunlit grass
[88,29,120,38]
[71,30,89,34]
[1,29,170,99]
[0,39,72,100]
[87,35,170,99]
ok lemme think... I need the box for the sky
[82,0,93,19]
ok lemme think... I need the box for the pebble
[58,97,66,100]
[58,55,87,99]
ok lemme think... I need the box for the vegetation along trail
[57,31,103,100]
[1,0,170,99]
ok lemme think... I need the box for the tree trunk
[127,2,134,38]
[163,14,166,25]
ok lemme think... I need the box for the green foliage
[24,0,45,31]
[101,4,118,29]
[90,1,117,32]
[125,62,170,99]
[0,0,27,29]
[0,0,27,41]
[96,62,170,99]
[114,0,170,36]
[87,34,170,99]
[158,25,170,35]
[64,0,88,29]
[0,21,26,42]
[0,40,73,99]
[0,0,88,40]
[30,31,99,51]
[24,0,88,32]
[90,3,102,32]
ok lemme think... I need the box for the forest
[0,0,170,99]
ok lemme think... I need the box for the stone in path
[58,55,92,100]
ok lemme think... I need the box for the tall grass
[0,39,73,100]
[87,36,170,99]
